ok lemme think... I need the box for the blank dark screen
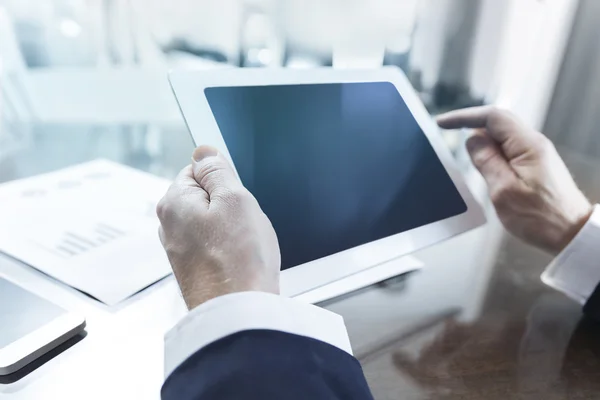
[205,82,467,270]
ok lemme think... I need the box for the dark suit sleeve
[161,329,374,400]
[583,283,600,320]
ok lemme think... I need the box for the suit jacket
[162,205,600,399]
[161,329,374,400]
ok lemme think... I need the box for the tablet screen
[0,278,65,348]
[205,82,467,270]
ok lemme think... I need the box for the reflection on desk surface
[1,124,600,399]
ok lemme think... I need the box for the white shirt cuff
[164,291,352,379]
[542,204,600,304]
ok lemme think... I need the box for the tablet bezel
[168,67,486,297]
[0,278,86,375]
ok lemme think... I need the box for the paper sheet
[0,160,172,305]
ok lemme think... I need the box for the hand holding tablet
[157,148,281,310]
[168,68,485,297]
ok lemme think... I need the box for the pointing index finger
[436,105,534,146]
[436,105,498,130]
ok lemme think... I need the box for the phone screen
[0,278,65,349]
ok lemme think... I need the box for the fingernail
[192,146,219,162]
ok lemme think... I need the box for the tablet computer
[0,276,86,375]
[169,67,485,296]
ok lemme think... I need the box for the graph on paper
[47,223,127,258]
[0,159,173,305]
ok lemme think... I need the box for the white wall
[492,0,579,129]
[410,0,488,92]
[544,0,600,155]
[468,0,511,99]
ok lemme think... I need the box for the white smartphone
[0,276,86,375]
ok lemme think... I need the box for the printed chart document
[0,160,172,305]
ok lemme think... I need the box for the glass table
[1,121,600,400]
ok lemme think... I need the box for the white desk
[0,120,497,399]
[0,217,500,399]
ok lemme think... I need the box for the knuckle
[178,185,197,199]
[216,186,256,212]
[230,187,250,200]
[157,182,190,220]
[197,163,221,184]
[156,196,173,220]
[487,106,512,126]
[196,161,230,187]
[219,186,249,203]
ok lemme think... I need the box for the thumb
[192,146,241,198]
[466,130,518,194]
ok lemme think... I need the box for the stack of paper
[0,160,173,305]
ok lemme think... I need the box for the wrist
[555,201,594,255]
[181,279,280,311]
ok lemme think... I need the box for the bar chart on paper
[0,160,173,305]
[43,223,128,259]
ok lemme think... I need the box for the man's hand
[437,106,593,255]
[157,146,280,310]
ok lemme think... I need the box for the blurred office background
[6,2,600,398]
[0,0,593,171]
